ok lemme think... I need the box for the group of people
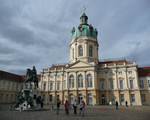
[115,100,128,110]
[56,98,85,116]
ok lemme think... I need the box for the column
[75,42,77,61]
[48,72,51,104]
[54,69,57,104]
[115,68,120,104]
[75,71,78,101]
[84,71,87,104]
[66,72,69,100]
[85,42,88,58]
[125,67,131,105]
[125,68,129,89]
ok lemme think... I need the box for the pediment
[68,60,94,69]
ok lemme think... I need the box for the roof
[43,64,66,71]
[71,13,98,40]
[98,59,133,65]
[138,67,150,77]
[0,70,25,82]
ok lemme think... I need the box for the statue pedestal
[15,82,41,111]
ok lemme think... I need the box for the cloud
[0,0,150,74]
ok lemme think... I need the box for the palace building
[0,70,24,104]
[39,13,150,106]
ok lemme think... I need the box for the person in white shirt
[73,99,77,114]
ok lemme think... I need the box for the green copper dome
[71,13,98,40]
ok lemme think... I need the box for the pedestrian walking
[56,98,61,115]
[79,98,85,117]
[40,97,44,109]
[115,101,119,110]
[64,100,70,115]
[125,101,128,107]
[73,99,77,115]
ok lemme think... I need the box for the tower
[69,12,99,63]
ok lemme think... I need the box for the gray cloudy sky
[0,0,150,75]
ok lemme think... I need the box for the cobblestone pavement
[0,105,150,120]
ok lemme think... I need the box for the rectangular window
[148,80,150,88]
[109,79,114,89]
[140,80,144,89]
[128,71,132,74]
[43,82,46,91]
[120,80,124,89]
[100,80,105,90]
[120,94,124,102]
[49,95,53,102]
[49,82,53,90]
[130,80,134,89]
[131,94,135,102]
[57,82,60,90]
[118,71,122,75]
[141,94,146,102]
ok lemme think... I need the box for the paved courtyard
[0,105,150,120]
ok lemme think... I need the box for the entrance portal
[101,94,106,105]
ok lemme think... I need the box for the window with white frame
[139,80,144,88]
[89,45,93,57]
[57,82,60,90]
[141,94,146,102]
[109,79,114,89]
[131,94,135,102]
[120,94,124,102]
[78,74,83,88]
[87,74,93,88]
[49,82,53,90]
[78,45,83,56]
[119,80,124,89]
[43,82,46,91]
[69,75,74,88]
[100,80,105,90]
[130,80,134,89]
[118,71,122,75]
[128,71,132,74]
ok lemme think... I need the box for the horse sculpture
[25,66,38,88]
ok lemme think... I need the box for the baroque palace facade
[39,13,150,106]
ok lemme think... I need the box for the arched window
[87,74,93,87]
[89,45,93,57]
[78,45,83,56]
[78,74,83,88]
[69,75,74,88]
